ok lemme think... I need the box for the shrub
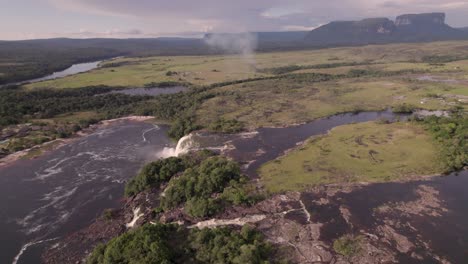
[209,118,244,133]
[184,197,221,218]
[419,114,467,172]
[102,209,115,221]
[167,116,201,140]
[88,224,273,264]
[333,235,362,257]
[161,156,243,217]
[189,225,272,264]
[125,157,186,197]
[392,103,417,114]
[87,224,177,264]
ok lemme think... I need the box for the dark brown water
[301,171,468,264]
[195,110,408,175]
[0,110,455,264]
[0,121,173,264]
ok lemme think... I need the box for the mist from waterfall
[158,134,195,158]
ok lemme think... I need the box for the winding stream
[193,110,408,175]
[10,61,103,86]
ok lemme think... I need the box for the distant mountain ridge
[201,12,468,50]
[2,12,468,85]
[305,12,468,45]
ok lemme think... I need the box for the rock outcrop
[305,12,468,45]
[395,13,446,27]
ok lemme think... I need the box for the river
[0,110,461,264]
[192,110,408,175]
[0,120,173,264]
[7,60,102,87]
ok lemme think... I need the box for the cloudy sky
[1,0,468,40]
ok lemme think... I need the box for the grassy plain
[25,41,468,89]
[8,41,467,195]
[23,41,468,130]
[259,122,444,193]
[195,75,467,129]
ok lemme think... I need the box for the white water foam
[12,237,59,264]
[158,134,195,158]
[141,125,160,143]
[18,186,78,234]
[126,207,144,228]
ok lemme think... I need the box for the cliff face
[354,18,396,34]
[303,18,396,45]
[305,12,468,45]
[395,13,446,26]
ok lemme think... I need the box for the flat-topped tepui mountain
[305,12,468,45]
[1,12,468,85]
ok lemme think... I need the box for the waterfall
[158,134,195,158]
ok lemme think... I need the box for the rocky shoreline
[43,170,468,264]
[0,116,154,169]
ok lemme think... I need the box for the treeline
[418,112,467,172]
[137,69,423,140]
[421,55,468,64]
[0,47,121,85]
[138,73,336,139]
[87,224,273,264]
[259,61,376,75]
[0,67,427,136]
[126,152,257,218]
[0,86,149,128]
[0,38,213,85]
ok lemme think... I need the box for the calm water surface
[12,61,102,86]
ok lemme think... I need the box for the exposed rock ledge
[44,174,466,264]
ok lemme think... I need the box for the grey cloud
[49,0,468,34]
[65,28,147,38]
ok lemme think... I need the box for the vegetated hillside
[305,12,468,46]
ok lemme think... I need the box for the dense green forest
[0,46,120,85]
[418,111,467,172]
[126,152,256,218]
[0,86,148,127]
[0,38,210,85]
[87,224,273,264]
